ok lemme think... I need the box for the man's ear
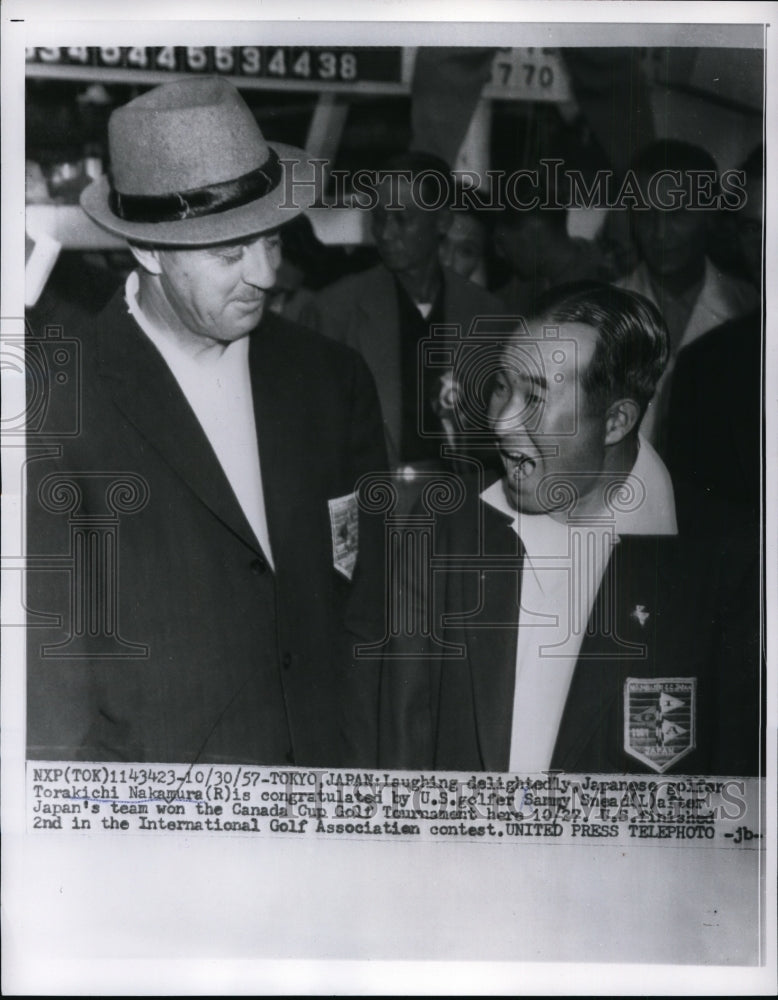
[604,398,641,446]
[128,244,164,276]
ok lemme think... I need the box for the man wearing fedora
[26,77,388,767]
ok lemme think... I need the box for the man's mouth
[498,447,536,481]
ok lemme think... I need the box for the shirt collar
[124,270,248,369]
[125,269,162,346]
[617,434,677,535]
[481,433,677,557]
[479,479,569,561]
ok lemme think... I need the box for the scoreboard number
[66,47,90,65]
[214,47,235,73]
[36,47,63,63]
[292,50,311,78]
[126,47,149,68]
[185,47,209,72]
[154,46,177,71]
[267,48,287,76]
[488,48,571,102]
[97,47,123,67]
[26,46,404,88]
[240,47,262,76]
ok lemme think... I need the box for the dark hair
[278,213,324,271]
[532,281,669,420]
[498,203,568,234]
[449,183,495,232]
[377,149,453,209]
[496,168,570,233]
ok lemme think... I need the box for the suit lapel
[247,315,306,570]
[464,501,522,771]
[551,535,661,770]
[549,548,625,770]
[97,292,262,555]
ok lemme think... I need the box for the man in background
[617,139,756,451]
[438,191,491,288]
[494,198,604,316]
[666,144,763,522]
[316,151,501,472]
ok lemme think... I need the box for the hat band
[109,149,282,224]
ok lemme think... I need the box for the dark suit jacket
[379,480,761,776]
[26,290,388,767]
[666,309,762,523]
[315,264,502,465]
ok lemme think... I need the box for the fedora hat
[81,76,317,246]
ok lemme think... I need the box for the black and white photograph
[2,1,776,994]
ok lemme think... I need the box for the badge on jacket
[624,677,696,773]
[328,492,359,581]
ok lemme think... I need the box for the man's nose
[242,239,279,288]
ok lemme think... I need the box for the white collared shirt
[481,436,677,772]
[124,270,274,568]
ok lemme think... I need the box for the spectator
[266,213,325,329]
[617,139,757,451]
[438,192,491,287]
[316,150,501,472]
[666,144,763,520]
[494,199,605,318]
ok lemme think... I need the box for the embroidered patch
[328,491,359,581]
[624,677,696,773]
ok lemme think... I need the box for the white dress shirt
[124,270,275,567]
[481,436,677,772]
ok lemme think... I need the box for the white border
[3,2,776,995]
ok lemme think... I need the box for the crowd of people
[26,76,763,777]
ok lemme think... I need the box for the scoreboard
[25,46,407,91]
[26,46,570,102]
